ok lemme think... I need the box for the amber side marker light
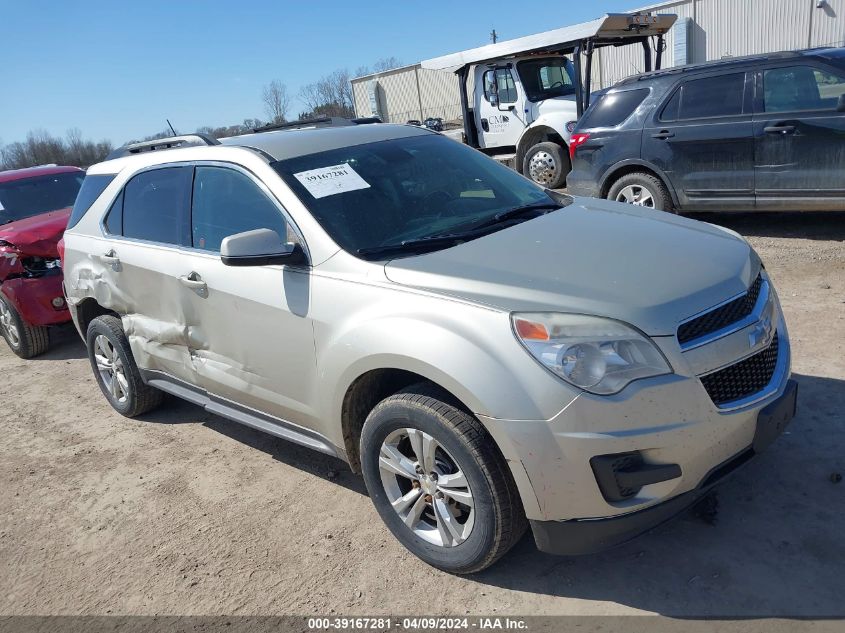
[514,318,550,341]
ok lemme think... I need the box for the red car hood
[0,207,71,257]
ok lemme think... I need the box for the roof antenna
[166,119,177,136]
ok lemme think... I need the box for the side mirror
[837,94,845,112]
[220,228,308,267]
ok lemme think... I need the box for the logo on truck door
[488,114,510,134]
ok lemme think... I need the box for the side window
[677,72,746,120]
[659,88,681,122]
[495,68,518,103]
[191,166,292,252]
[103,190,123,235]
[122,167,191,244]
[483,70,496,102]
[764,65,845,113]
[67,174,114,229]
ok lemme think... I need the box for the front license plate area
[753,379,798,453]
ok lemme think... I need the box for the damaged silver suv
[62,123,796,573]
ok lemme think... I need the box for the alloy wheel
[378,428,475,547]
[93,334,129,404]
[527,151,557,185]
[615,184,655,207]
[0,298,20,349]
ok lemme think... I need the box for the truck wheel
[360,383,527,574]
[523,142,569,189]
[607,172,674,212]
[0,294,49,359]
[86,315,164,417]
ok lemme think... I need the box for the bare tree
[0,129,112,170]
[262,80,291,124]
[298,68,355,119]
[372,56,402,73]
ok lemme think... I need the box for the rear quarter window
[67,174,115,229]
[578,89,649,129]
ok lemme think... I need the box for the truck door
[475,66,524,149]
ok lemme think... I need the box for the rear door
[753,62,845,210]
[642,71,755,210]
[475,66,524,149]
[101,166,196,382]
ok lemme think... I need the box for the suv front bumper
[1,274,70,327]
[529,379,797,554]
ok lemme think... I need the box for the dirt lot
[1,212,843,617]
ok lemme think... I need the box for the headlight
[512,313,671,395]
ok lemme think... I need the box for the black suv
[567,47,845,212]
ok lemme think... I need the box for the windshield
[272,134,561,259]
[517,58,576,102]
[0,172,84,225]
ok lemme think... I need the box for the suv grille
[700,333,779,406]
[678,275,763,346]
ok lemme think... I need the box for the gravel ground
[0,211,843,617]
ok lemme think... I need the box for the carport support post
[574,42,583,117]
[583,39,595,112]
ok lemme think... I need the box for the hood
[534,95,578,117]
[384,198,758,336]
[0,207,71,258]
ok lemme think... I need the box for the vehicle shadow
[139,397,367,496]
[35,324,87,361]
[469,372,845,617]
[688,211,845,241]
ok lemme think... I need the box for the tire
[360,383,527,574]
[86,315,164,417]
[522,141,569,189]
[0,293,49,359]
[607,171,674,212]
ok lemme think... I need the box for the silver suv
[62,123,796,573]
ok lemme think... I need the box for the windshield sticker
[293,163,371,199]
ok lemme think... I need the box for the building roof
[0,165,82,184]
[421,13,677,72]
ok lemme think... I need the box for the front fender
[315,296,578,446]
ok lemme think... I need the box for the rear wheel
[360,384,526,574]
[0,294,49,359]
[607,172,674,212]
[86,315,164,417]
[522,142,569,189]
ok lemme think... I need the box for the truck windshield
[272,133,562,260]
[0,172,84,225]
[517,58,576,102]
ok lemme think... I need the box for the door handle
[97,250,120,265]
[480,118,489,132]
[763,124,796,134]
[179,272,208,295]
[651,130,675,139]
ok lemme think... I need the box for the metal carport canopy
[420,13,678,72]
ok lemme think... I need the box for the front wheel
[606,172,674,212]
[360,384,526,574]
[0,293,49,359]
[522,142,569,189]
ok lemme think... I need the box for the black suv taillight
[569,133,591,160]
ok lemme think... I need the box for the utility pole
[490,28,498,44]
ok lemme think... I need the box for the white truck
[421,12,677,189]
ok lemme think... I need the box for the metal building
[351,0,845,123]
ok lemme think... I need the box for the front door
[753,63,845,210]
[179,165,318,428]
[475,65,524,149]
[642,71,755,211]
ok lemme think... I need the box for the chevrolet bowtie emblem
[749,316,774,349]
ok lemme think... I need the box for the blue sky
[1,0,639,146]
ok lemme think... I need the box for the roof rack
[105,134,220,160]
[251,116,382,134]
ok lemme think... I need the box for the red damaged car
[0,166,84,358]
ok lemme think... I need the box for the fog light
[51,296,66,309]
